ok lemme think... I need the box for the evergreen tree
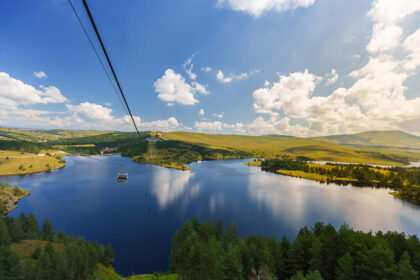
[103,243,114,267]
[395,251,418,280]
[216,244,243,280]
[0,218,11,247]
[309,237,322,271]
[335,253,354,280]
[0,245,23,280]
[41,219,54,242]
[306,270,324,280]
[215,219,224,242]
[24,213,39,239]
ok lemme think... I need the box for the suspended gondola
[117,165,128,182]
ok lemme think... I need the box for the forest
[261,156,420,204]
[0,140,45,154]
[170,219,420,280]
[0,213,114,280]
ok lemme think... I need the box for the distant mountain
[312,130,420,150]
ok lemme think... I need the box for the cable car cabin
[117,165,128,182]
[117,171,128,182]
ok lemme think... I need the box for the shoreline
[0,163,66,178]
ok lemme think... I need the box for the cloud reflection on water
[151,168,200,209]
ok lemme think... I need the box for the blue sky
[1,0,420,136]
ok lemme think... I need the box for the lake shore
[0,184,30,215]
[0,150,67,177]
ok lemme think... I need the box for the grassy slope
[0,185,30,214]
[12,240,174,280]
[162,131,420,165]
[0,127,109,142]
[0,150,66,176]
[313,130,420,150]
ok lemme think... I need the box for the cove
[2,155,420,276]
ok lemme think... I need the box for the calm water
[2,156,420,275]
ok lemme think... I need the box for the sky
[1,0,420,136]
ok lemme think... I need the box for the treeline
[261,157,420,203]
[0,140,45,154]
[152,140,251,165]
[0,213,114,280]
[50,132,148,155]
[170,219,420,280]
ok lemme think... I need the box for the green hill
[160,131,420,166]
[313,130,420,150]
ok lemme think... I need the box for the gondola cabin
[117,165,128,182]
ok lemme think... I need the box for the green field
[161,131,420,166]
[313,130,420,150]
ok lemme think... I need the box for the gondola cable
[81,0,141,139]
[67,0,129,116]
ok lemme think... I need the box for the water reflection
[151,168,200,209]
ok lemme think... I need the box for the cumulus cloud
[253,69,321,117]
[244,0,420,136]
[199,108,205,116]
[213,112,224,118]
[33,71,47,79]
[216,0,316,17]
[154,69,202,105]
[195,121,223,131]
[0,72,67,108]
[325,69,339,85]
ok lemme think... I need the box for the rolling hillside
[313,130,420,150]
[161,131,420,165]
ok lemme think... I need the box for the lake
[2,155,420,276]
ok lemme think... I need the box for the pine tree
[103,243,114,267]
[41,219,54,242]
[215,219,224,242]
[25,213,39,239]
[335,253,354,280]
[217,244,243,280]
[0,218,11,247]
[306,270,324,280]
[395,251,418,280]
[309,237,322,271]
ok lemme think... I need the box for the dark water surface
[2,156,420,275]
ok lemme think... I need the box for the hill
[160,131,420,166]
[313,130,420,150]
[0,127,110,142]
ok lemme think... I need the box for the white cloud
[195,121,223,131]
[216,69,259,83]
[253,69,321,117]
[325,69,339,85]
[213,112,224,118]
[33,71,47,79]
[264,80,270,87]
[154,69,200,105]
[199,108,205,116]
[216,0,316,17]
[191,81,209,95]
[183,54,197,80]
[0,72,67,108]
[202,66,213,72]
[366,0,420,53]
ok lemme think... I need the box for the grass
[12,240,65,257]
[0,149,66,176]
[0,184,30,214]
[245,161,262,166]
[313,130,420,150]
[161,131,420,166]
[276,169,357,182]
